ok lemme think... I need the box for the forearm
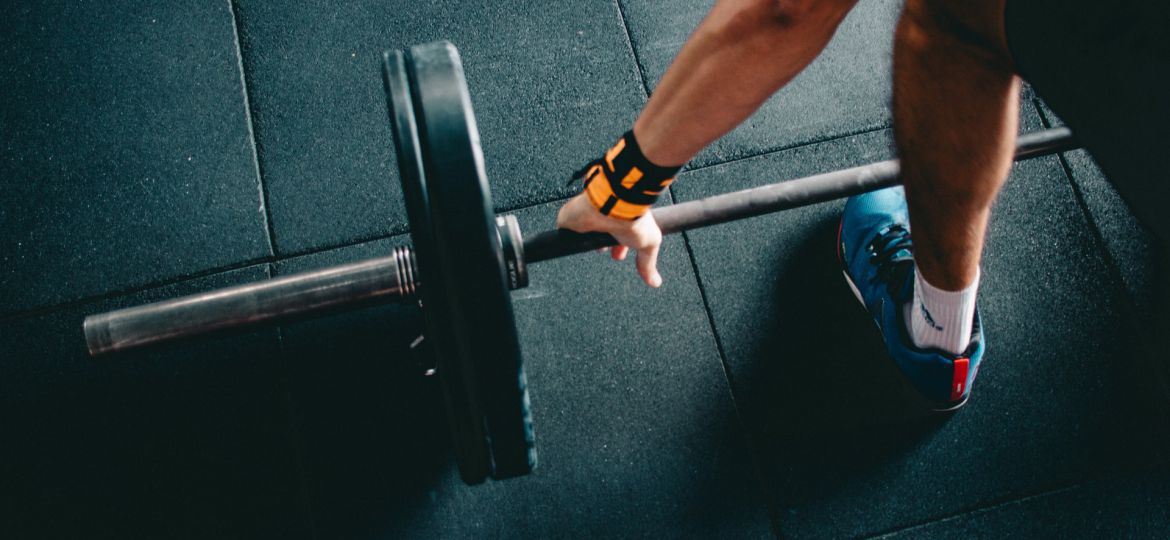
[634,0,857,165]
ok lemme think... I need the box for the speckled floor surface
[2,1,1167,538]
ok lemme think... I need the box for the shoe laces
[867,224,915,297]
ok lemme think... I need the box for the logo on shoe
[919,302,943,331]
[951,358,970,402]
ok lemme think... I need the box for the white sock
[902,268,979,356]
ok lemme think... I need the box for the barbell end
[82,214,530,357]
[83,248,425,357]
[83,313,115,356]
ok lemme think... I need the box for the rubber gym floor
[3,1,1169,538]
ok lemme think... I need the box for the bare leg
[635,0,858,165]
[894,0,1019,292]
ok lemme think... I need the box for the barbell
[82,41,1080,485]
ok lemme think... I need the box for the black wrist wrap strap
[571,131,682,220]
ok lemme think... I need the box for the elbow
[763,0,858,30]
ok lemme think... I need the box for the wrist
[579,130,684,220]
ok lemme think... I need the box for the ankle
[903,267,979,356]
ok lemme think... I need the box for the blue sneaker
[837,186,984,411]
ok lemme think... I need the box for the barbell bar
[83,124,1078,356]
[525,126,1078,263]
[81,41,1079,484]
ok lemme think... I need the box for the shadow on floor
[732,213,1170,514]
[735,216,954,506]
[279,302,453,537]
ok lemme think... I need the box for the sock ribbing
[903,268,979,356]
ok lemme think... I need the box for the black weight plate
[405,41,536,480]
[381,48,491,484]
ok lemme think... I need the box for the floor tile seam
[2,220,423,322]
[857,458,1170,540]
[0,119,886,323]
[1054,152,1134,305]
[3,120,893,322]
[680,123,893,178]
[275,226,411,260]
[613,0,652,98]
[0,255,275,323]
[496,186,706,221]
[856,481,1086,540]
[265,310,321,540]
[1032,99,1136,310]
[0,1,296,323]
[671,189,784,539]
[370,124,890,238]
[227,0,279,258]
[496,191,582,216]
[267,192,613,257]
[0,224,418,321]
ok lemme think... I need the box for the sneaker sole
[837,217,969,413]
[838,218,867,307]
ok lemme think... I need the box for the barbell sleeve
[84,247,419,355]
[522,127,1078,264]
[85,128,1077,356]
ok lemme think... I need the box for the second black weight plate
[386,41,536,483]
[382,47,490,484]
[407,41,536,481]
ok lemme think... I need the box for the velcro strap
[577,131,682,220]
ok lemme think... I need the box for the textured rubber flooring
[2,0,1166,538]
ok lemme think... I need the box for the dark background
[2,0,1167,538]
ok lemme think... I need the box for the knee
[898,0,1009,61]
[899,0,961,48]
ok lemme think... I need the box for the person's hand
[555,193,663,288]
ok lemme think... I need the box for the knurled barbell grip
[84,246,419,355]
[522,127,1078,263]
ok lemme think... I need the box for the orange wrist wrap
[572,131,683,220]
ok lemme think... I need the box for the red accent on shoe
[951,358,970,402]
